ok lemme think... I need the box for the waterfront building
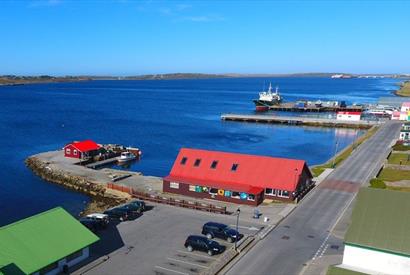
[401,102,410,113]
[64,140,100,159]
[0,207,99,275]
[163,148,313,205]
[340,188,410,274]
[399,122,410,142]
[336,111,361,121]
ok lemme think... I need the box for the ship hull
[253,99,280,112]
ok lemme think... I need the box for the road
[226,121,402,275]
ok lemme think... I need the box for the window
[231,191,240,199]
[277,190,290,198]
[209,188,218,195]
[66,148,71,154]
[210,160,218,169]
[66,249,83,263]
[194,159,201,167]
[170,182,179,189]
[265,188,275,196]
[73,149,78,155]
[189,185,196,192]
[231,163,239,171]
[248,194,255,201]
[180,157,187,165]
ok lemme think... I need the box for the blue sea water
[0,77,399,226]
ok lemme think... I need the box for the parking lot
[73,203,265,275]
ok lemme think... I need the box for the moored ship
[253,83,282,112]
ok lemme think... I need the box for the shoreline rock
[25,156,129,216]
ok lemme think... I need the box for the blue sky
[0,0,409,75]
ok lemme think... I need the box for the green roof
[0,207,99,274]
[327,266,368,275]
[345,188,410,256]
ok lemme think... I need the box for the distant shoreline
[1,73,409,86]
[394,81,410,97]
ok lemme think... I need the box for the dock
[221,114,380,128]
[265,102,363,112]
[85,157,119,169]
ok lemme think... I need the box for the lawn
[378,168,410,182]
[396,81,410,97]
[387,153,410,165]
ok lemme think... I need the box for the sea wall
[25,156,129,214]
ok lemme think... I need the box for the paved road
[226,121,402,275]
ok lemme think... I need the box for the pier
[264,102,363,112]
[221,113,380,128]
[85,157,119,169]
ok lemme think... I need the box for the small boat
[253,83,282,112]
[118,151,137,163]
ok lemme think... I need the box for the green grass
[327,266,367,275]
[392,142,410,151]
[386,185,410,192]
[369,178,386,189]
[312,126,379,177]
[396,81,410,97]
[387,153,410,165]
[378,168,410,182]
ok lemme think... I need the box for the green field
[396,81,410,97]
[378,168,410,182]
[387,153,410,165]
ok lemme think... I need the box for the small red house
[64,140,100,159]
[163,148,313,206]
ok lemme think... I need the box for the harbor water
[0,77,399,225]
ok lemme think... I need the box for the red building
[163,148,313,206]
[64,140,101,159]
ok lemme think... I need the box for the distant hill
[0,75,91,85]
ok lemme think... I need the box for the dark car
[184,235,224,256]
[129,200,146,211]
[115,204,141,215]
[103,208,129,221]
[202,222,240,243]
[79,218,103,232]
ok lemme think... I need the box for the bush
[369,178,386,189]
[393,142,410,151]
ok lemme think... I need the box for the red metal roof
[337,111,362,115]
[165,148,310,192]
[65,140,100,152]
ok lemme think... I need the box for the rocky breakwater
[25,156,130,215]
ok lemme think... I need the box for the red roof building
[64,140,101,159]
[163,148,313,206]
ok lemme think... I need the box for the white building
[340,188,410,274]
[336,111,361,121]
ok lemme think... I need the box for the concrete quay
[221,113,380,128]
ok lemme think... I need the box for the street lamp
[332,139,339,168]
[235,208,241,251]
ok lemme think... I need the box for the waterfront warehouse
[163,148,313,205]
[0,207,99,275]
[64,140,100,159]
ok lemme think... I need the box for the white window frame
[66,148,71,154]
[277,190,290,198]
[265,188,276,196]
[170,182,179,189]
[248,194,255,201]
[73,149,78,156]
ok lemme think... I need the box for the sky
[0,0,409,75]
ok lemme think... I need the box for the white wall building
[336,111,361,121]
[340,188,410,275]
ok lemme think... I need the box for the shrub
[369,178,386,189]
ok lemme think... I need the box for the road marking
[155,266,189,275]
[175,250,215,260]
[229,225,259,231]
[167,257,208,269]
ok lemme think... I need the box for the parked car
[79,217,104,232]
[202,222,240,243]
[128,200,146,211]
[103,208,129,221]
[184,235,224,256]
[115,204,141,215]
[86,213,109,227]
